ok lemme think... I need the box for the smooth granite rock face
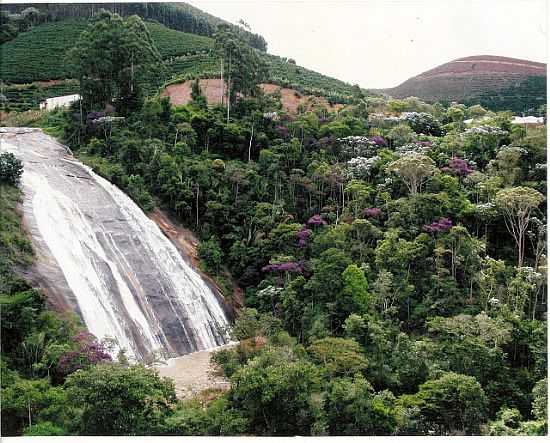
[1,128,230,360]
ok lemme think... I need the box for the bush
[126,175,155,212]
[0,153,23,186]
[198,236,223,274]
[23,422,67,436]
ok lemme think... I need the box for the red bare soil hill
[379,55,546,110]
[161,79,343,113]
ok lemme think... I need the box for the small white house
[511,116,544,125]
[39,94,81,111]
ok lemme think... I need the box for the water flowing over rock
[0,128,231,360]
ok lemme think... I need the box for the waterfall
[0,128,231,360]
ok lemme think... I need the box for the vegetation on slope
[1,1,267,50]
[0,19,213,83]
[1,10,547,439]
[1,16,361,112]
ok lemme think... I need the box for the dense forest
[0,10,547,437]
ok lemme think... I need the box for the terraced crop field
[1,19,217,84]
[265,54,357,102]
[0,21,87,83]
[147,22,213,57]
[2,18,361,111]
[2,81,80,112]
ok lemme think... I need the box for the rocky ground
[157,343,236,399]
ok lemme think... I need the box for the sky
[186,0,548,89]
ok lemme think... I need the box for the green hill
[1,2,267,50]
[0,19,214,83]
[1,18,361,112]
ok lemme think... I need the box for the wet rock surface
[0,128,231,360]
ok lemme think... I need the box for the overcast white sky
[187,0,548,88]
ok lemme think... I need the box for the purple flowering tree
[262,260,306,274]
[441,157,474,177]
[369,136,387,147]
[57,332,112,376]
[307,214,327,226]
[363,207,383,219]
[424,217,453,234]
[296,227,312,247]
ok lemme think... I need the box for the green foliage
[387,153,436,195]
[165,397,248,436]
[531,377,547,422]
[399,372,488,435]
[323,375,397,435]
[65,363,177,435]
[0,185,33,275]
[145,22,213,57]
[1,2,266,49]
[0,153,23,186]
[308,337,368,377]
[23,421,67,436]
[2,15,360,111]
[1,16,547,436]
[126,175,154,212]
[341,264,370,315]
[2,376,69,436]
[198,236,224,273]
[230,358,320,435]
[495,186,544,266]
[69,12,163,113]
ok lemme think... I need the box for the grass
[0,185,34,272]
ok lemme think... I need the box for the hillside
[1,18,359,112]
[380,55,546,113]
[1,5,548,438]
[1,2,267,50]
[162,79,345,113]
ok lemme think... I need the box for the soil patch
[161,78,344,113]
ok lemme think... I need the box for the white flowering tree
[347,156,380,181]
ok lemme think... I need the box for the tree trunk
[226,51,231,124]
[195,184,200,227]
[248,121,254,162]
[220,58,224,105]
[27,399,32,427]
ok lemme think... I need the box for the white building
[511,116,544,125]
[39,94,81,111]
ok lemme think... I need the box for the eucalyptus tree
[215,24,267,123]
[495,186,544,267]
[69,11,163,114]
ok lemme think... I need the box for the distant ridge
[379,55,546,112]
